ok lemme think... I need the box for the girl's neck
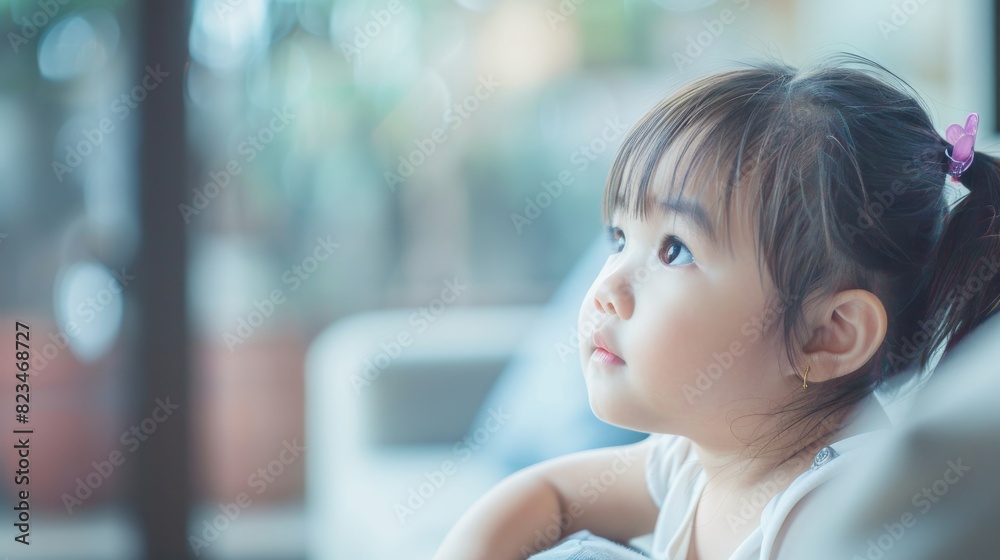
[693,392,891,495]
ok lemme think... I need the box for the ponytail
[914,149,1000,369]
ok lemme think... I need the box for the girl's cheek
[639,291,730,376]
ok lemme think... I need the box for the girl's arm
[432,436,660,560]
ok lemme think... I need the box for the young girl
[433,54,1000,560]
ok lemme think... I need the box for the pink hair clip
[945,112,978,179]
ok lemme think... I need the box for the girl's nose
[593,275,634,320]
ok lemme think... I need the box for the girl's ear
[799,289,888,383]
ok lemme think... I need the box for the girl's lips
[592,346,626,366]
[592,331,626,366]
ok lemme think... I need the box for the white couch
[305,305,544,559]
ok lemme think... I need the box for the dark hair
[603,53,1000,461]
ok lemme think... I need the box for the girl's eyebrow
[656,196,719,247]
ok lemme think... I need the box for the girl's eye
[659,235,694,266]
[607,227,694,266]
[606,226,625,253]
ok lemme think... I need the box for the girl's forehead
[609,173,723,228]
[649,138,728,206]
[603,110,759,251]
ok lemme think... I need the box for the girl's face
[578,157,799,445]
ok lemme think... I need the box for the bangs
[602,68,791,257]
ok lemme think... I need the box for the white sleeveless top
[644,430,887,560]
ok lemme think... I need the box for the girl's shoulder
[759,429,892,559]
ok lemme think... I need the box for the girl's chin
[585,385,634,427]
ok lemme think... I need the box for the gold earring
[801,365,810,390]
